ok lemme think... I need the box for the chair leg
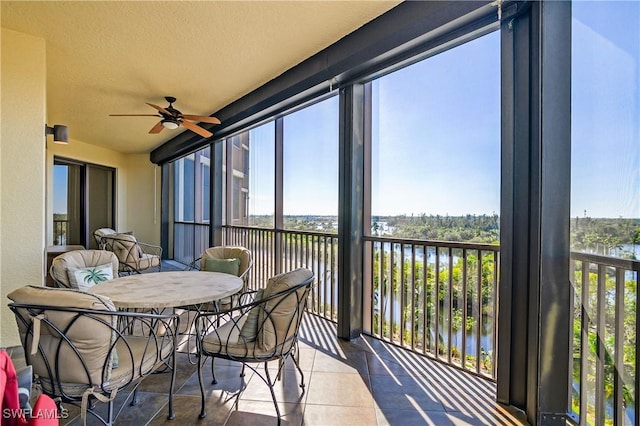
[167,337,177,420]
[130,388,139,406]
[198,353,207,419]
[276,358,284,381]
[264,363,282,425]
[184,310,198,365]
[211,357,217,384]
[106,399,114,426]
[292,352,306,391]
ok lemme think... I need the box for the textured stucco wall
[125,154,161,245]
[1,28,47,347]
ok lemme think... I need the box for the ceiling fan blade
[182,114,221,125]
[181,120,213,138]
[149,121,165,134]
[109,114,161,117]
[146,103,171,116]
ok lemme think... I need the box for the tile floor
[8,312,528,426]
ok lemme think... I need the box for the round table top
[89,271,244,309]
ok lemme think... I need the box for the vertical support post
[498,1,571,424]
[337,84,365,340]
[211,140,224,246]
[536,2,572,423]
[160,163,171,258]
[274,117,284,275]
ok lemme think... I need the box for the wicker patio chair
[194,267,314,425]
[8,285,179,425]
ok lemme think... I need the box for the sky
[53,165,68,214]
[571,0,639,219]
[371,31,500,217]
[54,2,639,220]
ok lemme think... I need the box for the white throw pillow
[67,263,114,291]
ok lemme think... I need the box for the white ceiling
[1,1,400,154]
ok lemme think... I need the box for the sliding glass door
[52,157,115,248]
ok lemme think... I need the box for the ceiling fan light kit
[110,96,220,138]
[161,119,179,130]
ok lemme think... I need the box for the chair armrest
[238,258,254,286]
[137,242,162,257]
[194,289,261,321]
[185,257,202,271]
[193,282,309,327]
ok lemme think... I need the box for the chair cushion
[37,332,171,398]
[107,335,173,389]
[201,247,251,277]
[67,263,114,291]
[202,257,240,276]
[201,314,277,360]
[138,253,161,270]
[260,268,313,350]
[94,228,116,237]
[110,234,141,264]
[50,250,119,288]
[237,289,264,344]
[7,286,118,387]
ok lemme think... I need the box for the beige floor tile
[239,365,308,404]
[227,401,304,426]
[306,371,373,407]
[311,348,368,375]
[148,394,235,426]
[304,404,378,426]
[370,375,444,411]
[376,407,454,426]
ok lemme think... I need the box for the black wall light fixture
[45,124,69,144]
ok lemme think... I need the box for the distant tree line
[571,216,639,258]
[374,213,500,244]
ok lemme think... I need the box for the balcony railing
[364,236,500,380]
[570,251,639,426]
[199,224,640,423]
[223,226,339,322]
[53,219,69,245]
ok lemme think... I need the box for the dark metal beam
[337,84,365,340]
[160,163,170,258]
[274,118,284,275]
[536,1,572,423]
[211,141,223,246]
[498,1,571,424]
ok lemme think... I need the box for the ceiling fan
[110,96,220,138]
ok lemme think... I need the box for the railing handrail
[570,250,640,271]
[223,224,337,237]
[365,234,500,252]
[174,220,211,225]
